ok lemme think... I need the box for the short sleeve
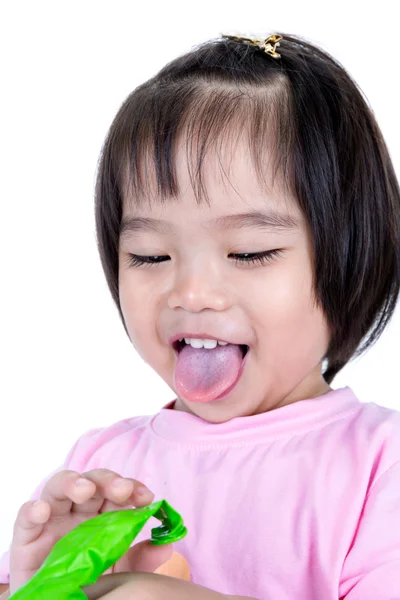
[0,427,101,584]
[339,460,400,599]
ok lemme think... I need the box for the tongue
[173,344,244,403]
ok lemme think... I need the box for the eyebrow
[120,210,300,239]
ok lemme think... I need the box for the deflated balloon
[9,500,187,599]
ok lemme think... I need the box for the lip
[168,332,247,346]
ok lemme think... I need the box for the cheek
[119,276,154,347]
[252,253,329,355]
[119,278,172,374]
[251,255,312,317]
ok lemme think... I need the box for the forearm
[83,572,258,600]
[127,573,257,600]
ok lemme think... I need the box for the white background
[0,0,398,553]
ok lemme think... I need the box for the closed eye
[230,250,283,266]
[126,250,283,268]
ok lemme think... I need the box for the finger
[70,469,154,515]
[38,469,154,518]
[113,540,174,574]
[12,500,52,546]
[39,470,97,518]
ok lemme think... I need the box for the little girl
[1,32,399,600]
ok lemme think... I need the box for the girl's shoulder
[351,394,400,476]
[62,412,157,472]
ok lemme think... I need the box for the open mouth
[171,341,250,403]
[173,340,249,357]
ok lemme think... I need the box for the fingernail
[113,478,132,487]
[136,485,153,496]
[76,477,92,486]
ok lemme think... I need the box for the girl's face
[118,137,332,422]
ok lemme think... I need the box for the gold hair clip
[221,33,282,58]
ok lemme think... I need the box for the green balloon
[9,500,187,599]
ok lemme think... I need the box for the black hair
[95,33,400,384]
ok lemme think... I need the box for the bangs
[110,76,294,209]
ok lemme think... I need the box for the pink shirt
[1,386,400,598]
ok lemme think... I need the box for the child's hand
[9,469,156,595]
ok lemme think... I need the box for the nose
[167,259,231,313]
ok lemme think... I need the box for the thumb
[112,539,174,573]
